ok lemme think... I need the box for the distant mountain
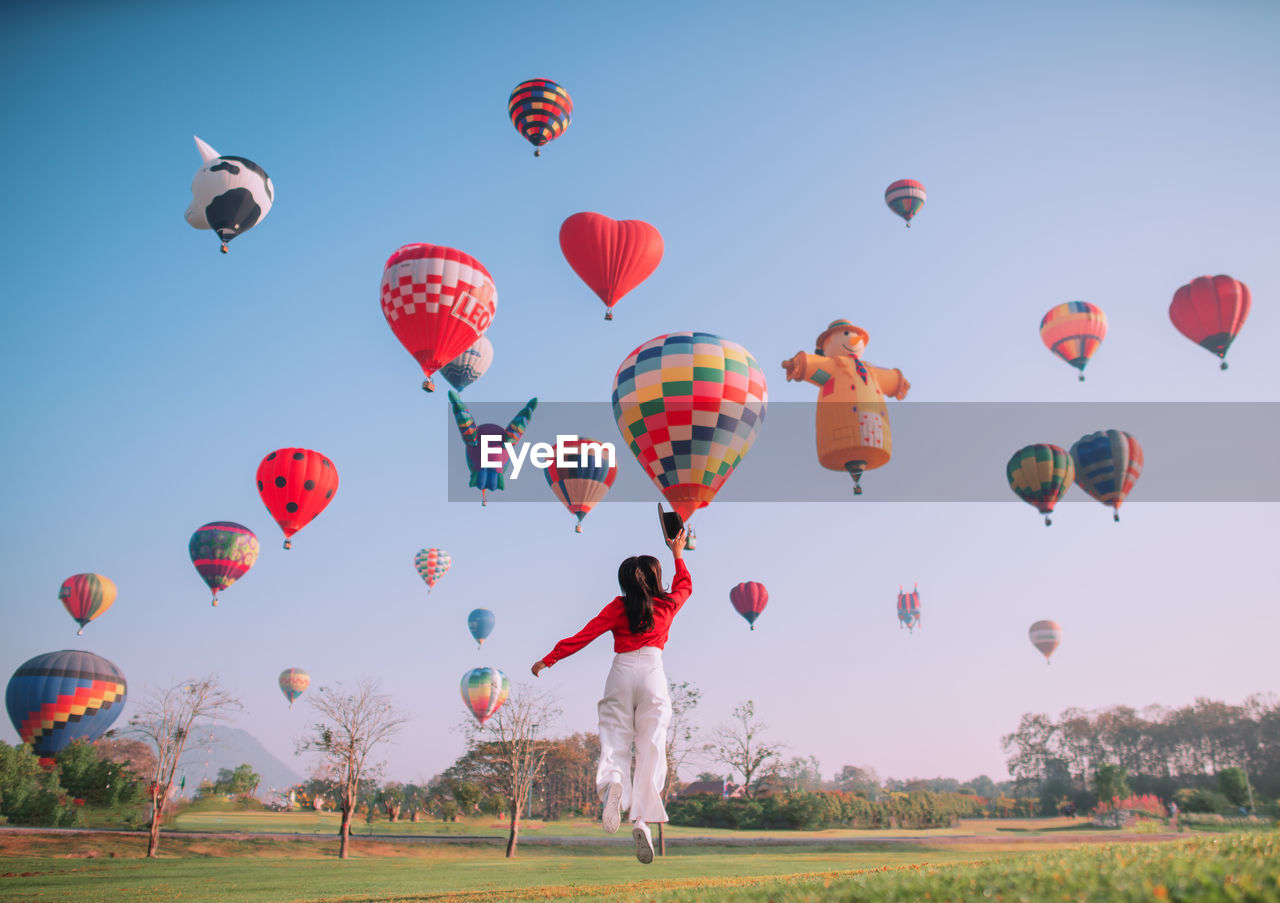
[174,724,304,798]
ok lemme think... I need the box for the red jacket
[541,559,692,666]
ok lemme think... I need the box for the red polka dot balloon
[255,448,339,549]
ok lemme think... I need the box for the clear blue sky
[1,0,1276,790]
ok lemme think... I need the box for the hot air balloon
[278,668,310,708]
[188,522,260,606]
[439,336,494,393]
[1007,444,1074,526]
[897,585,921,632]
[448,391,537,505]
[1169,275,1251,370]
[508,79,573,156]
[58,574,116,636]
[1028,620,1062,664]
[559,212,664,320]
[613,333,768,524]
[468,609,495,649]
[1040,302,1107,381]
[729,582,768,630]
[461,667,509,725]
[381,244,497,392]
[256,449,339,549]
[415,548,451,593]
[184,136,273,253]
[1070,430,1143,522]
[885,179,926,227]
[544,436,617,532]
[782,320,910,494]
[6,650,127,763]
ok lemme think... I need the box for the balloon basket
[1113,512,1120,522]
[212,597,219,607]
[1078,374,1086,382]
[423,378,435,392]
[534,149,541,157]
[605,310,613,321]
[283,539,292,550]
[1044,516,1052,527]
[219,243,229,254]
[575,524,583,533]
[1221,361,1228,371]
[76,627,84,636]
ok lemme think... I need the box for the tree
[297,678,408,860]
[1094,764,1131,809]
[705,701,784,798]
[54,740,145,809]
[834,764,881,798]
[663,680,703,799]
[454,684,560,857]
[0,741,77,826]
[128,676,241,857]
[764,755,823,793]
[204,763,261,798]
[1216,767,1254,811]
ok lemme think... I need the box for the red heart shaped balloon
[559,212,663,319]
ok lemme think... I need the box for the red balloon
[559,212,663,320]
[729,581,768,630]
[1169,275,1251,370]
[381,244,497,391]
[256,448,339,549]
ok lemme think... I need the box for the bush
[1175,787,1233,814]
[666,789,986,830]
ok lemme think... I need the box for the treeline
[668,789,998,830]
[0,738,152,826]
[1002,694,1280,815]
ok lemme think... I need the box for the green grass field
[2,821,1272,903]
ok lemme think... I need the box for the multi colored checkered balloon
[1007,444,1074,526]
[508,79,573,156]
[414,548,451,593]
[612,333,768,522]
[6,650,127,762]
[461,667,509,725]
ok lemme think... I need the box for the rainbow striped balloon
[884,179,926,227]
[508,79,573,156]
[1007,444,1074,526]
[414,548,451,593]
[278,668,310,708]
[461,667,509,725]
[58,573,117,635]
[189,522,260,606]
[1070,430,1143,521]
[612,333,768,523]
[1040,302,1107,380]
[1028,620,1062,664]
[544,436,617,532]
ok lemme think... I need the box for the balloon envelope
[612,333,768,522]
[885,179,926,226]
[6,650,127,760]
[1169,275,1251,369]
[439,336,494,392]
[897,585,921,632]
[1029,620,1062,662]
[1070,430,1143,520]
[461,667,509,724]
[544,436,618,531]
[467,609,495,647]
[415,548,451,592]
[1007,444,1074,525]
[729,582,768,630]
[256,449,339,548]
[508,79,573,153]
[184,137,274,252]
[1040,302,1107,379]
[278,668,310,707]
[188,522,259,605]
[559,212,664,318]
[58,574,117,634]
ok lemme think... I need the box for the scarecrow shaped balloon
[184,136,274,253]
[782,320,910,494]
[448,391,537,505]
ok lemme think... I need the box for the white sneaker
[632,820,654,864]
[601,782,623,834]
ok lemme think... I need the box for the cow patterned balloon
[185,135,274,253]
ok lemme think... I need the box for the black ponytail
[618,555,665,634]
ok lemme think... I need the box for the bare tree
[663,679,703,799]
[127,676,241,858]
[705,700,784,798]
[459,683,560,858]
[297,678,408,859]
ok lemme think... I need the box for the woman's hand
[531,661,548,677]
[666,528,686,557]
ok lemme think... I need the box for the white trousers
[597,647,671,824]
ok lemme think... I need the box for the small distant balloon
[1040,302,1107,381]
[508,79,573,156]
[1007,444,1074,526]
[278,668,310,707]
[439,336,494,393]
[189,522,259,606]
[415,548,451,593]
[885,179,926,227]
[1028,620,1062,664]
[184,136,273,253]
[1070,430,1143,522]
[58,574,116,636]
[897,585,921,633]
[467,609,495,649]
[544,436,618,532]
[461,667,509,724]
[729,582,768,630]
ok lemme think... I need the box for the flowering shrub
[1094,793,1166,817]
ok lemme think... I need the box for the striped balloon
[188,522,260,606]
[1070,430,1143,522]
[729,582,768,630]
[461,667,509,725]
[508,79,573,156]
[884,179,926,227]
[439,336,494,393]
[467,609,495,649]
[612,333,768,522]
[415,548,451,593]
[1007,444,1074,526]
[1028,620,1062,664]
[897,585,921,632]
[1169,275,1251,370]
[544,436,618,532]
[6,650,127,762]
[58,574,117,635]
[278,668,310,707]
[1040,302,1108,380]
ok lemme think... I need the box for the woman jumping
[531,529,691,864]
